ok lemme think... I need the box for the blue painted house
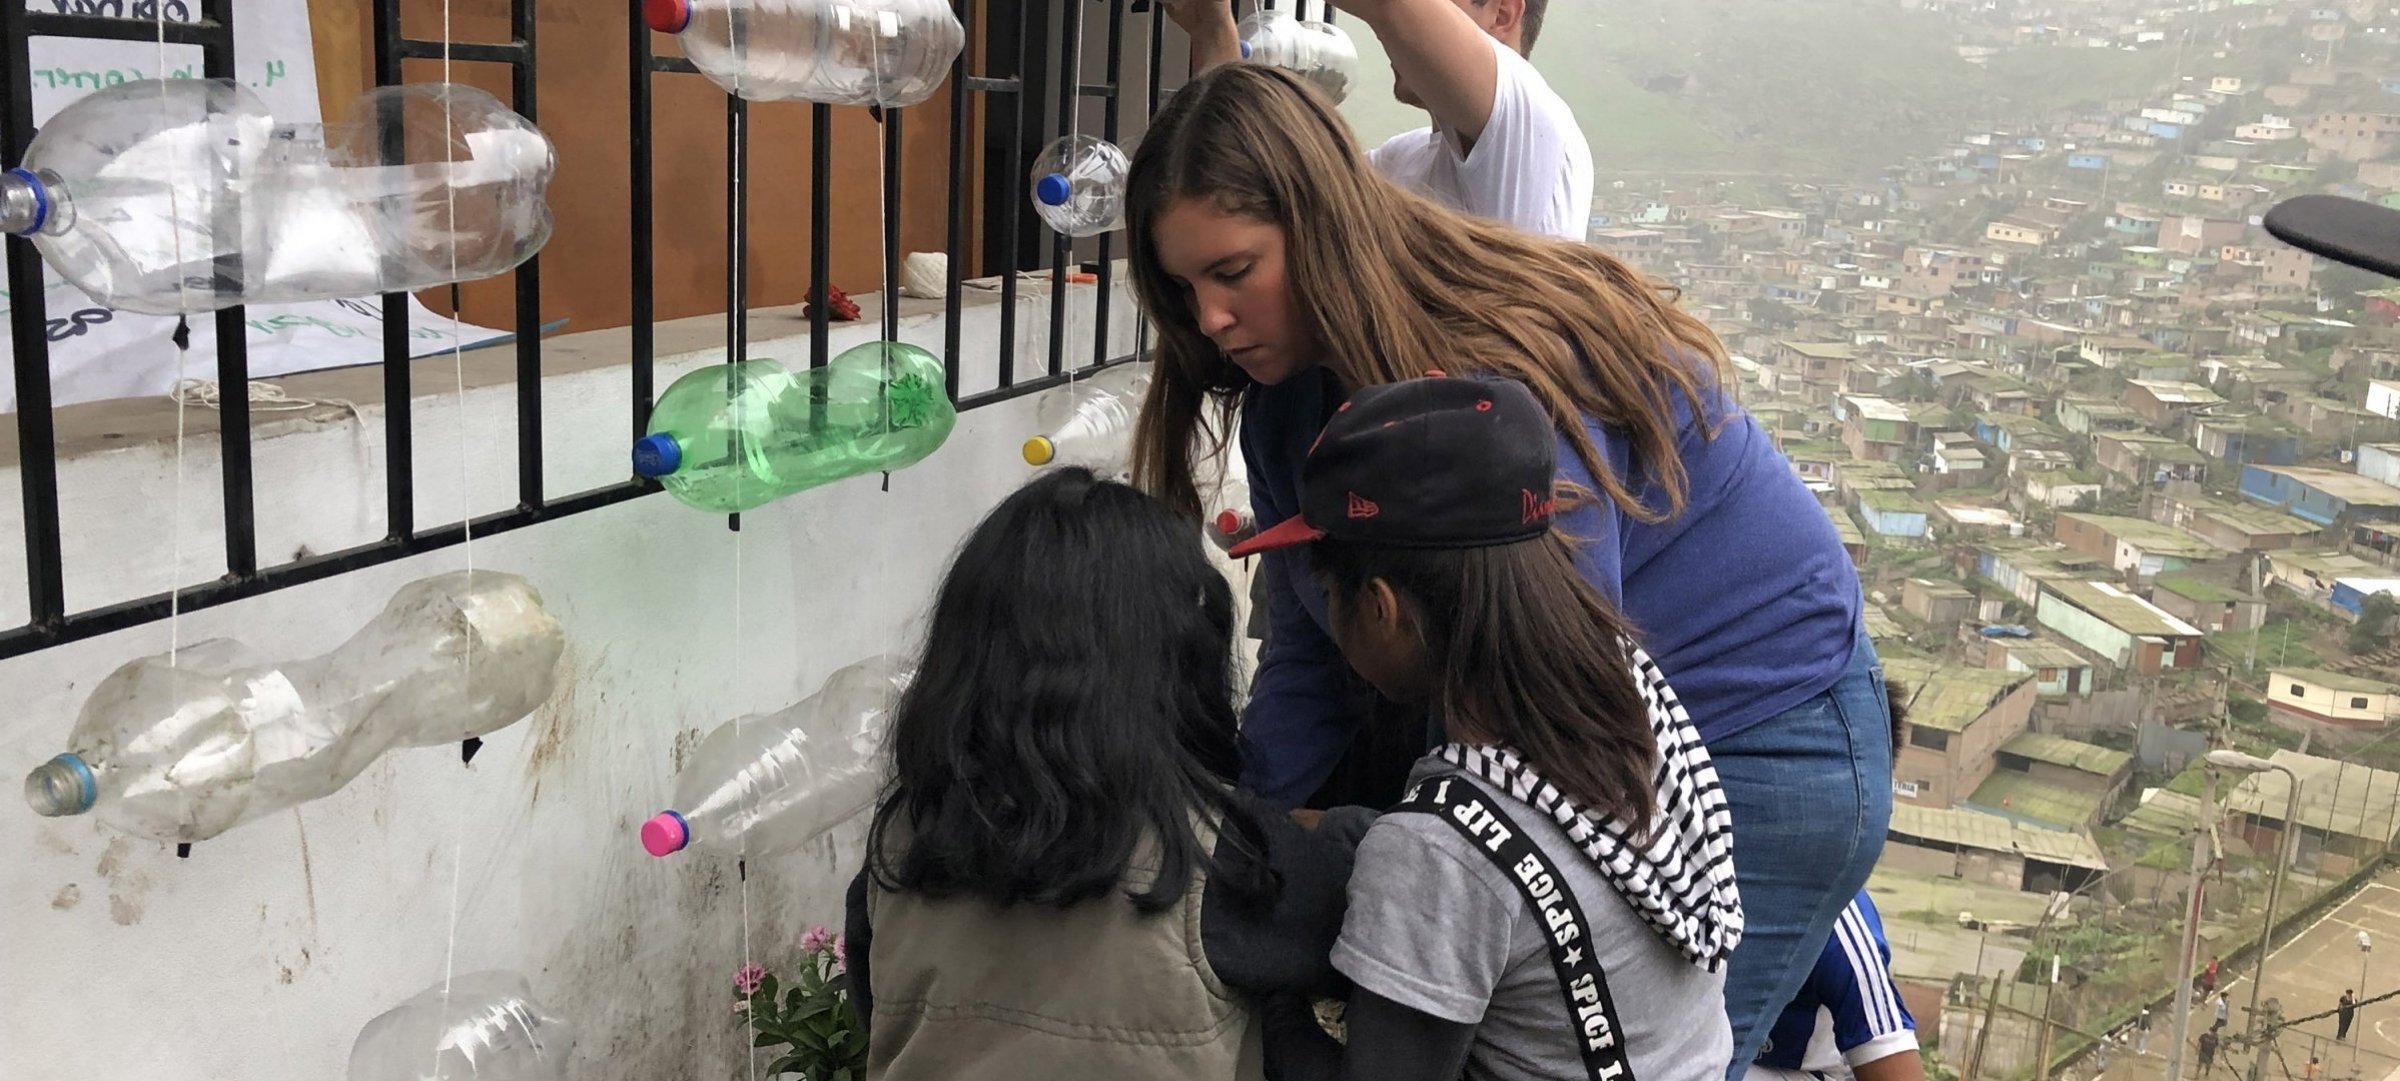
[1856,493,1929,539]
[2192,415,2303,468]
[2239,465,2400,527]
[2147,120,2186,139]
[2068,152,2109,170]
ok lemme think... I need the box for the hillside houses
[2037,580,2208,675]
[1592,16,2400,904]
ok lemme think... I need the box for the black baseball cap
[2265,195,2400,280]
[1229,373,1560,558]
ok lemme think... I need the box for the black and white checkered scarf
[1433,646,1744,972]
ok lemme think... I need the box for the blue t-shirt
[1753,891,1918,1074]
[1237,368,1860,806]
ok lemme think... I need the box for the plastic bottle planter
[0,80,553,315]
[22,571,565,845]
[348,971,575,1081]
[643,0,964,107]
[633,342,956,514]
[1021,361,1152,476]
[1028,135,1127,238]
[1237,9,1358,103]
[641,655,911,859]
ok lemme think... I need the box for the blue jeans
[1713,627,1893,1078]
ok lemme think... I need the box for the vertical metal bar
[882,110,902,344]
[1,0,63,629]
[994,0,1040,389]
[512,0,544,510]
[203,0,254,578]
[728,97,749,365]
[1092,0,1126,368]
[941,0,971,400]
[726,93,748,534]
[373,0,414,539]
[629,0,657,441]
[1047,0,1085,377]
[1136,0,1163,361]
[808,103,831,369]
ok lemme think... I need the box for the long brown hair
[1125,64,1728,523]
[1311,535,1657,834]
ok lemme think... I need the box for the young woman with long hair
[844,468,1357,1081]
[1125,63,1892,1074]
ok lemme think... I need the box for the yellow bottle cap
[1022,436,1056,466]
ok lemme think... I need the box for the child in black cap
[1232,375,1739,1081]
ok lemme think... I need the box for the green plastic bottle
[632,342,955,513]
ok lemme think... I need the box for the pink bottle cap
[640,811,690,857]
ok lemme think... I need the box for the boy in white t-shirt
[1168,0,1593,241]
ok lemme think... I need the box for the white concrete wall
[0,278,1248,1081]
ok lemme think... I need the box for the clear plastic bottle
[22,571,565,844]
[1238,9,1358,103]
[641,655,911,859]
[0,80,553,315]
[632,341,956,513]
[813,0,967,107]
[1029,134,1127,238]
[1021,361,1152,472]
[348,971,575,1081]
[643,0,963,107]
[1293,19,1359,103]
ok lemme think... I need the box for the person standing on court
[2339,989,2357,1042]
[1166,0,1594,242]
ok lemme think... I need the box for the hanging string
[725,16,760,1081]
[432,1,476,1075]
[732,516,758,1081]
[153,3,189,666]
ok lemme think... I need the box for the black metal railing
[1,0,1170,660]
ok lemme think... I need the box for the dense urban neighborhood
[1581,0,2400,1076]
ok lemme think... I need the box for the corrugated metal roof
[1882,661,2029,732]
[2045,580,2206,638]
[2000,732,2133,776]
[2252,466,2400,508]
[2223,751,2400,843]
[1888,803,2110,869]
[1970,772,2108,829]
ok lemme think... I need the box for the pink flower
[734,962,766,995]
[832,933,847,971]
[799,924,831,954]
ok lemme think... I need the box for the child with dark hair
[1229,375,1739,1081]
[844,467,1357,1081]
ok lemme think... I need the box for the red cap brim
[1226,514,1325,559]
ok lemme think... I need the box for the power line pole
[1971,971,2008,1080]
[2170,767,2220,1081]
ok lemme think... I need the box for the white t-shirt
[1364,35,1594,242]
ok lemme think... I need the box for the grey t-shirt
[1332,762,1732,1081]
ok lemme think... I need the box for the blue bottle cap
[1035,173,1074,207]
[6,168,50,234]
[43,753,97,814]
[631,433,682,478]
[1239,39,1253,59]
